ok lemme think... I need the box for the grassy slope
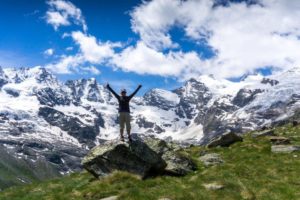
[0,146,60,190]
[0,123,300,200]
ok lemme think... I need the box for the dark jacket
[107,85,141,113]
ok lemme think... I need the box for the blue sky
[0,0,299,95]
[0,0,191,94]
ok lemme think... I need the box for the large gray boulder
[82,140,166,178]
[82,137,196,178]
[207,131,243,148]
[143,137,197,175]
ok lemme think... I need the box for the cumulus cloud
[46,0,87,31]
[130,0,213,50]
[46,31,120,73]
[46,56,101,75]
[71,31,121,63]
[46,11,69,30]
[45,1,120,74]
[44,48,55,56]
[46,0,300,80]
[46,54,84,74]
[111,41,205,79]
[129,0,300,79]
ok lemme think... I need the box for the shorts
[119,112,131,130]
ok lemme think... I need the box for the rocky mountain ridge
[0,65,300,188]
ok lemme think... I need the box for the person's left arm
[128,84,142,100]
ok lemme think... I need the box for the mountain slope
[0,66,300,189]
[0,122,299,199]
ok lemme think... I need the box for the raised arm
[106,84,120,100]
[128,84,142,99]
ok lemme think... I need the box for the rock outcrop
[142,137,197,175]
[207,132,243,148]
[269,136,290,145]
[252,129,276,138]
[82,137,196,178]
[203,182,225,190]
[271,145,300,153]
[199,153,224,166]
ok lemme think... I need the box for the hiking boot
[128,137,133,143]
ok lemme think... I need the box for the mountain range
[0,65,299,188]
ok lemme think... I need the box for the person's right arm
[128,84,142,100]
[106,84,120,100]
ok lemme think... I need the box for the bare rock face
[207,132,243,148]
[82,137,196,178]
[261,78,279,86]
[0,66,9,88]
[232,88,263,107]
[38,106,100,148]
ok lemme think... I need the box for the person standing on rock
[106,83,142,142]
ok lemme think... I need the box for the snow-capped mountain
[0,65,300,186]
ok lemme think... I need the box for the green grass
[1,123,300,200]
[0,146,60,189]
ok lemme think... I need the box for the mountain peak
[144,88,179,105]
[2,66,58,85]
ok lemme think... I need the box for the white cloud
[46,54,83,74]
[71,31,121,63]
[46,11,69,30]
[130,0,180,50]
[203,0,300,78]
[46,31,120,74]
[130,0,213,50]
[46,0,300,80]
[46,0,87,32]
[46,57,101,75]
[44,48,55,56]
[129,0,300,79]
[81,66,101,75]
[111,41,205,79]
